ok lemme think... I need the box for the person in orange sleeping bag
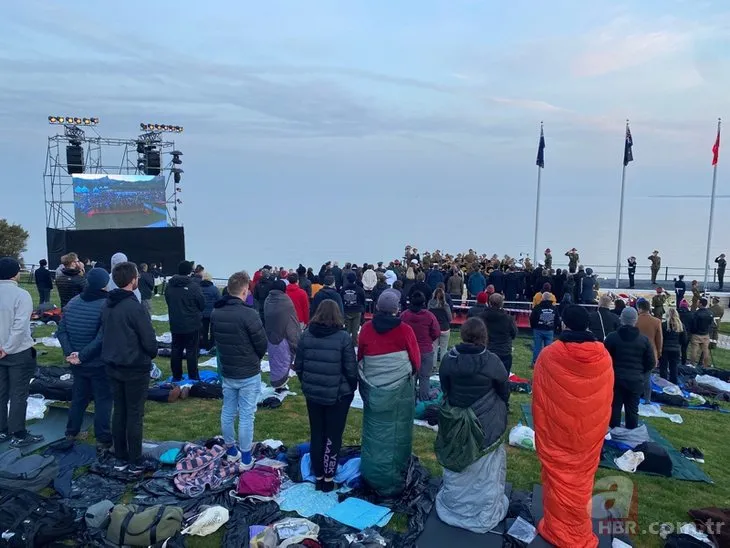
[532,305,614,548]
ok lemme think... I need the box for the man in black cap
[0,257,44,448]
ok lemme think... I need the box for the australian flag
[623,125,634,166]
[536,126,545,168]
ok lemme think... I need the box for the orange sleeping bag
[532,338,614,548]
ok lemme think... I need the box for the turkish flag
[712,128,721,166]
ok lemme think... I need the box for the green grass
[23,282,730,547]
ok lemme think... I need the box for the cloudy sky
[2,0,730,278]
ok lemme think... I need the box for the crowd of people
[75,189,165,214]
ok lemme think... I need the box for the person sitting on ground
[294,300,357,492]
[199,272,221,350]
[589,295,620,341]
[467,291,489,318]
[401,291,441,401]
[661,308,685,385]
[435,317,509,533]
[310,275,344,318]
[531,282,556,307]
[636,298,662,402]
[101,262,158,472]
[57,268,113,450]
[296,265,312,299]
[604,307,655,430]
[56,252,87,308]
[34,259,54,306]
[286,273,310,327]
[137,263,155,317]
[428,288,452,365]
[479,293,518,373]
[532,305,613,547]
[689,297,714,367]
[165,261,205,381]
[529,292,557,366]
[264,280,300,392]
[211,271,267,468]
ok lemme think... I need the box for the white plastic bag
[507,516,537,544]
[508,423,535,451]
[181,506,229,536]
[638,403,683,424]
[614,450,645,473]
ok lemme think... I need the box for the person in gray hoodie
[264,281,301,390]
[107,252,141,302]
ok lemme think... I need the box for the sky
[2,0,730,278]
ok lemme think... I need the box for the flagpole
[533,163,542,261]
[703,118,722,291]
[615,120,629,289]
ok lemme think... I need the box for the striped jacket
[357,314,421,379]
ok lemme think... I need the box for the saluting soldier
[648,250,661,285]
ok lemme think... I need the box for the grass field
[22,282,730,547]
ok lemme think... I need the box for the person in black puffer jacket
[661,308,686,385]
[604,307,656,429]
[253,269,275,324]
[199,273,222,350]
[56,253,87,308]
[294,300,356,492]
[165,261,205,380]
[296,265,312,299]
[479,293,518,373]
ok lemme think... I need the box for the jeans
[66,366,113,444]
[690,334,711,366]
[433,331,450,363]
[418,351,435,400]
[496,354,513,374]
[200,317,214,350]
[109,371,149,464]
[171,331,200,380]
[344,312,361,347]
[38,288,51,305]
[306,396,353,478]
[610,384,641,429]
[221,375,261,452]
[659,350,680,386]
[532,330,554,364]
[0,349,35,437]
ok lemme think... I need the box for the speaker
[145,150,161,175]
[66,145,84,174]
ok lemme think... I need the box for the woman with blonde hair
[660,307,685,384]
[428,287,452,365]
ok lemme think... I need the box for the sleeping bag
[532,333,614,548]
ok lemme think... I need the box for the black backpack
[0,490,77,547]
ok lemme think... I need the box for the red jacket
[357,316,421,373]
[400,308,441,354]
[286,284,310,325]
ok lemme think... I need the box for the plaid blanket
[173,443,243,497]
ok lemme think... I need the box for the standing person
[710,296,724,348]
[678,300,693,365]
[264,280,300,391]
[426,264,444,292]
[106,253,141,302]
[199,273,221,350]
[488,266,505,295]
[565,248,579,274]
[101,262,158,471]
[532,305,613,547]
[294,300,357,492]
[56,253,87,308]
[690,280,701,311]
[34,259,54,306]
[531,283,556,306]
[674,275,686,304]
[544,248,553,271]
[296,265,312,299]
[573,266,586,303]
[660,308,685,385]
[467,268,487,298]
[0,258,43,448]
[446,267,464,305]
[627,256,637,289]
[331,261,343,290]
[613,298,626,317]
[253,268,274,324]
[648,250,661,285]
[428,288,452,365]
[529,292,557,366]
[480,293,518,373]
[605,307,655,429]
[715,254,727,290]
[407,272,433,307]
[361,264,378,295]
[580,268,597,304]
[286,273,310,328]
[165,261,205,381]
[57,268,113,450]
[689,298,714,367]
[370,273,390,314]
[211,271,268,467]
[340,272,366,347]
[636,299,662,402]
[401,291,440,401]
[137,263,155,317]
[311,275,344,317]
[589,295,620,342]
[652,287,668,319]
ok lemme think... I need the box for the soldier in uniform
[648,250,661,285]
[691,280,701,311]
[544,248,553,271]
[627,256,637,289]
[651,287,668,319]
[565,248,579,274]
[674,275,686,304]
[710,296,724,348]
[715,254,727,290]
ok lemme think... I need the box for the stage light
[136,141,145,154]
[172,156,182,165]
[176,198,182,204]
[139,123,183,133]
[171,150,183,156]
[91,117,99,125]
[57,117,65,123]
[174,172,181,184]
[140,123,147,131]
[175,186,182,192]
[171,167,184,174]
[73,117,82,124]
[48,116,57,123]
[82,118,91,125]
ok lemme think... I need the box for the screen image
[73,174,167,230]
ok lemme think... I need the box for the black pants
[200,318,214,350]
[628,272,635,288]
[38,288,51,305]
[109,372,149,464]
[719,271,725,290]
[0,350,35,437]
[681,337,689,365]
[659,350,680,385]
[171,331,200,381]
[610,384,641,430]
[66,366,113,444]
[496,354,513,374]
[306,396,353,479]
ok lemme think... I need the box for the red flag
[712,128,721,166]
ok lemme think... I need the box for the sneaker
[0,432,9,443]
[9,434,43,448]
[113,463,129,472]
[691,448,705,464]
[274,384,290,394]
[241,451,254,471]
[225,446,242,462]
[128,465,145,476]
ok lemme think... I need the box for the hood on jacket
[201,279,214,288]
[452,342,486,355]
[61,267,82,277]
[408,305,426,313]
[110,252,128,269]
[372,312,401,334]
[107,288,137,308]
[169,274,193,288]
[80,287,108,302]
[214,293,244,309]
[308,322,341,338]
[617,325,641,342]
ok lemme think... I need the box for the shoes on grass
[681,447,705,463]
[9,434,44,448]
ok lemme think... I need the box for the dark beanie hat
[562,305,590,331]
[86,268,110,291]
[272,280,286,292]
[178,260,194,276]
[346,271,357,283]
[0,257,21,280]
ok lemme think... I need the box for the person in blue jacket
[467,268,487,298]
[57,268,113,450]
[426,264,444,292]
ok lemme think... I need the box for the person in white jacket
[362,264,378,292]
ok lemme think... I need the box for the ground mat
[520,404,711,483]
[0,406,92,456]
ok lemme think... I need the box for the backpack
[0,489,77,547]
[107,504,183,547]
[0,449,58,493]
[236,466,282,497]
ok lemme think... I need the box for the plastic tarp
[695,374,730,394]
[436,444,508,533]
[638,403,683,424]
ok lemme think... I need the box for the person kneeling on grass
[211,271,267,469]
[294,299,357,492]
[101,262,158,473]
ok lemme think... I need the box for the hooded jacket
[211,294,267,379]
[400,306,441,354]
[428,299,452,331]
[310,286,344,318]
[294,322,357,406]
[56,267,87,308]
[105,253,141,302]
[467,272,487,296]
[253,276,274,314]
[357,313,421,373]
[56,288,107,366]
[340,281,366,314]
[439,343,509,447]
[200,280,222,318]
[285,283,310,324]
[101,289,157,373]
[604,326,656,392]
[164,275,205,333]
[362,269,378,292]
[264,290,300,351]
[479,307,518,357]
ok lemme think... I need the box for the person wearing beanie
[0,257,43,448]
[604,306,655,430]
[589,294,620,341]
[357,288,420,497]
[253,268,275,324]
[467,291,489,318]
[264,279,301,392]
[165,260,205,381]
[57,267,113,449]
[296,265,312,299]
[311,275,344,318]
[56,252,87,308]
[34,258,54,306]
[286,273,310,327]
[532,304,613,547]
[340,271,366,347]
[401,291,441,400]
[529,292,557,366]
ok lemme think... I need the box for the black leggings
[306,397,353,479]
[610,384,641,430]
[659,350,680,385]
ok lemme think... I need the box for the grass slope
[24,283,730,547]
